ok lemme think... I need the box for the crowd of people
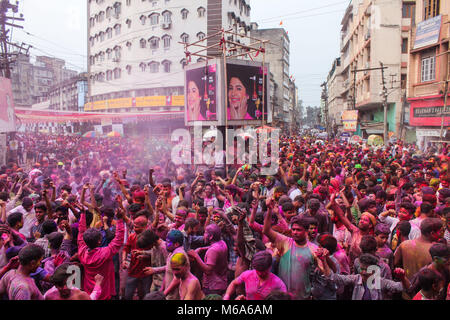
[0,131,449,300]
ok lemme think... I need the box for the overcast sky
[12,0,349,108]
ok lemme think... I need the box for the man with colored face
[144,230,188,300]
[0,244,45,300]
[188,223,228,296]
[163,253,204,300]
[394,218,444,280]
[224,250,287,300]
[263,197,318,300]
[408,243,449,300]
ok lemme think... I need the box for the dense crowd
[0,131,449,300]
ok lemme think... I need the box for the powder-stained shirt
[202,240,229,291]
[0,270,44,300]
[235,269,287,300]
[275,233,318,300]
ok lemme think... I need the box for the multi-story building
[48,73,88,111]
[326,58,344,132]
[250,26,291,128]
[86,0,252,122]
[10,53,78,107]
[336,0,416,139]
[407,0,449,149]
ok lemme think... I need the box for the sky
[11,0,349,108]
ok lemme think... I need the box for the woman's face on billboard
[228,77,248,119]
[187,80,201,119]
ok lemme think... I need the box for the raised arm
[262,197,278,244]
[329,192,358,234]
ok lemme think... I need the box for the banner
[342,110,358,132]
[413,15,441,50]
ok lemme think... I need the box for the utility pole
[380,62,389,146]
[0,0,28,79]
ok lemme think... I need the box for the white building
[87,0,252,113]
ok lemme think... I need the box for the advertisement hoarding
[342,110,358,132]
[185,60,220,126]
[184,59,271,127]
[226,60,270,126]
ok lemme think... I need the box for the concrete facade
[87,0,251,112]
[10,54,78,107]
[407,0,449,149]
[250,27,291,127]
[48,74,89,111]
[326,58,344,130]
[334,0,415,138]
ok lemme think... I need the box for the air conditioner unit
[162,22,171,29]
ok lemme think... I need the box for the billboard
[342,110,358,132]
[413,15,441,50]
[185,60,219,125]
[0,77,16,133]
[226,60,270,125]
[184,59,271,127]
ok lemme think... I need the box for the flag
[279,21,283,26]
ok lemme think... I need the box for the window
[423,0,440,20]
[401,74,407,89]
[114,68,121,79]
[113,2,121,17]
[180,33,189,43]
[140,38,146,48]
[402,3,415,18]
[197,7,206,17]
[99,31,105,42]
[140,15,147,25]
[114,46,121,59]
[106,27,113,39]
[107,49,113,60]
[197,32,205,40]
[149,62,159,73]
[421,55,436,82]
[181,9,188,19]
[180,58,187,68]
[106,70,113,81]
[149,37,159,49]
[126,65,132,75]
[162,35,171,48]
[149,13,159,25]
[99,11,105,22]
[114,24,121,36]
[402,38,408,53]
[140,62,146,72]
[126,0,131,5]
[106,7,113,19]
[162,60,171,73]
[162,11,172,23]
[126,41,132,50]
[126,19,132,28]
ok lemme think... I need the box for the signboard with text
[342,110,358,132]
[413,15,441,49]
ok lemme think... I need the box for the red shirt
[123,233,151,278]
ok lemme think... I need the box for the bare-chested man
[44,263,104,300]
[163,253,205,300]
